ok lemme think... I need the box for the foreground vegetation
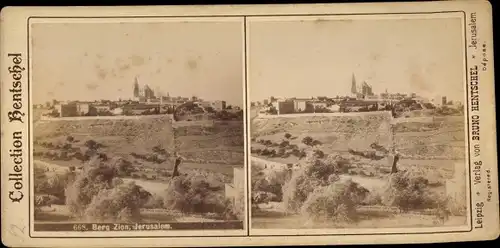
[34,117,245,223]
[35,157,244,222]
[251,112,466,228]
[251,151,466,227]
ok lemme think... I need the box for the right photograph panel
[247,14,469,234]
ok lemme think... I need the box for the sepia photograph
[30,18,246,232]
[248,15,469,230]
[1,1,498,247]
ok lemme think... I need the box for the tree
[382,170,444,212]
[302,136,314,146]
[65,164,119,217]
[163,172,226,214]
[84,181,151,222]
[300,180,369,223]
[284,133,292,139]
[282,152,341,212]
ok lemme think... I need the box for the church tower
[133,77,140,98]
[351,73,358,95]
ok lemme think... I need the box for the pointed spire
[351,73,357,94]
[133,76,140,97]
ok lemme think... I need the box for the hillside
[174,120,245,166]
[34,116,244,176]
[250,112,466,179]
[393,116,465,160]
[251,112,393,156]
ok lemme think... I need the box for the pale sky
[248,17,465,103]
[31,20,244,106]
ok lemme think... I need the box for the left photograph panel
[30,17,247,237]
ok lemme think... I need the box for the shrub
[84,181,151,222]
[163,172,226,214]
[259,148,271,156]
[65,164,120,217]
[282,152,340,212]
[84,139,99,150]
[279,140,290,148]
[382,170,444,212]
[302,136,314,146]
[66,135,75,142]
[313,149,325,159]
[322,154,350,174]
[282,152,353,212]
[284,133,292,139]
[277,148,286,156]
[300,180,369,223]
[34,165,74,202]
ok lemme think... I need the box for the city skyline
[31,20,244,106]
[248,17,465,103]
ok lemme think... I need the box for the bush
[84,181,151,222]
[313,149,325,159]
[163,172,226,214]
[284,133,292,139]
[34,165,74,202]
[66,135,75,142]
[382,170,444,212]
[282,152,343,212]
[279,140,290,148]
[65,164,120,217]
[302,136,314,146]
[277,148,286,156]
[301,180,369,223]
